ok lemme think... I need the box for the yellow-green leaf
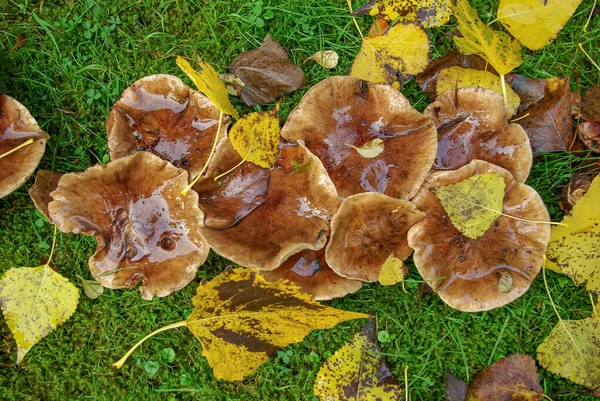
[433,173,505,239]
[186,268,369,381]
[546,175,600,292]
[378,254,406,286]
[0,264,79,364]
[497,0,582,50]
[229,105,281,168]
[452,0,522,76]
[350,22,430,86]
[352,0,452,28]
[305,50,339,69]
[176,56,239,120]
[437,66,520,115]
[346,138,385,158]
[314,320,403,401]
[537,318,600,390]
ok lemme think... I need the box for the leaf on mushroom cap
[106,74,230,179]
[48,152,210,300]
[229,105,281,168]
[407,160,551,312]
[229,35,307,106]
[28,170,63,221]
[281,76,437,199]
[352,0,452,28]
[424,87,532,182]
[326,192,424,282]
[0,94,48,199]
[199,141,340,270]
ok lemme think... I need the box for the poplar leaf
[229,105,281,168]
[377,254,407,286]
[352,0,452,28]
[433,173,505,239]
[346,138,385,158]
[314,320,403,401]
[452,0,522,76]
[0,264,79,364]
[305,50,339,69]
[546,175,600,292]
[176,56,239,120]
[497,0,582,50]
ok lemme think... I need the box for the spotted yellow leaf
[546,175,600,292]
[497,0,582,50]
[378,254,407,286]
[433,173,505,239]
[176,56,239,120]
[352,0,452,28]
[314,320,403,401]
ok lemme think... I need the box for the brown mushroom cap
[407,160,551,312]
[325,192,425,282]
[281,76,437,199]
[261,248,363,300]
[28,170,63,220]
[200,141,340,270]
[424,87,532,182]
[106,74,229,178]
[48,152,209,300]
[0,95,48,199]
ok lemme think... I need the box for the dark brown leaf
[446,369,468,401]
[559,173,593,214]
[581,84,600,122]
[9,33,26,54]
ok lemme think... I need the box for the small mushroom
[407,160,551,312]
[424,87,532,182]
[326,192,425,282]
[106,74,230,179]
[48,152,209,300]
[28,170,63,220]
[281,76,437,199]
[0,95,48,199]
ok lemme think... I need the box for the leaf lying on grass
[352,0,452,28]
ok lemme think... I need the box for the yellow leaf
[546,175,600,292]
[378,254,406,287]
[352,0,452,28]
[229,105,281,169]
[350,22,430,85]
[433,173,505,239]
[437,66,521,115]
[176,56,239,120]
[497,0,582,50]
[452,0,522,76]
[314,320,403,401]
[346,138,385,158]
[0,264,79,364]
[537,318,600,390]
[305,50,339,69]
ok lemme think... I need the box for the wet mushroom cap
[281,76,437,199]
[326,192,425,282]
[106,74,230,178]
[407,160,551,312]
[48,151,209,300]
[0,94,48,199]
[424,87,532,182]
[200,141,340,270]
[29,170,63,220]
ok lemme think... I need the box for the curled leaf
[305,50,339,69]
[346,138,385,158]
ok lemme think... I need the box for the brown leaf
[229,35,307,106]
[578,120,600,152]
[558,173,593,214]
[446,369,468,401]
[581,84,600,121]
[9,33,26,54]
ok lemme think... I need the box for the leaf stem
[500,74,509,110]
[461,198,567,226]
[583,0,597,32]
[404,365,409,401]
[578,43,600,73]
[113,320,187,369]
[346,0,364,38]
[47,225,58,266]
[590,293,598,318]
[0,138,34,160]
[213,159,244,182]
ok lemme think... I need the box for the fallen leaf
[350,21,430,86]
[9,33,26,54]
[81,278,104,300]
[313,320,403,401]
[445,369,468,401]
[433,173,504,239]
[467,354,544,400]
[305,50,339,69]
[219,73,245,97]
[346,138,385,158]
[546,175,600,292]
[537,317,600,391]
[352,0,452,28]
[229,35,307,106]
[497,270,513,293]
[497,0,582,50]
[558,173,593,214]
[378,254,407,286]
[581,84,600,122]
[578,120,600,152]
[579,84,600,152]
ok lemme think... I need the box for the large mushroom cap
[200,141,340,270]
[281,76,437,199]
[0,94,48,199]
[48,152,209,300]
[28,170,63,220]
[407,160,551,312]
[424,87,532,182]
[106,74,229,179]
[326,192,425,282]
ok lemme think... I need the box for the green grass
[1,0,599,400]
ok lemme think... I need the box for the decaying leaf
[537,317,600,391]
[305,50,339,69]
[546,175,600,292]
[558,173,593,214]
[314,320,403,401]
[497,0,582,50]
[346,138,385,158]
[446,370,468,401]
[579,84,600,152]
[350,21,430,86]
[352,0,452,28]
[219,73,245,97]
[229,35,307,106]
[467,354,544,400]
[433,173,504,239]
[377,254,407,286]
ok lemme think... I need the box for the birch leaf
[305,50,339,69]
[229,105,281,168]
[346,138,385,158]
[352,0,452,28]
[378,254,407,286]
